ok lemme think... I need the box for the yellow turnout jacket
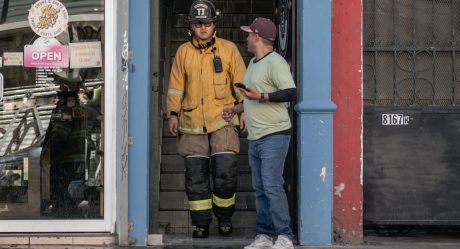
[167,37,246,134]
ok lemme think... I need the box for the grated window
[363,0,460,106]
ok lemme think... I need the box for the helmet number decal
[197,8,205,16]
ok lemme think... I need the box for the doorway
[149,0,298,240]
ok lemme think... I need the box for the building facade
[0,0,393,247]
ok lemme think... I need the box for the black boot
[211,153,237,236]
[185,156,212,238]
[192,226,209,238]
[218,219,233,236]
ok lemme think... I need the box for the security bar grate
[363,0,460,106]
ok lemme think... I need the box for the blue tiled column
[295,0,336,245]
[128,0,150,245]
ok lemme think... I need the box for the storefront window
[0,0,104,219]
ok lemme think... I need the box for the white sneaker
[272,235,294,249]
[244,234,273,249]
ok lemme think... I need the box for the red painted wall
[331,0,363,243]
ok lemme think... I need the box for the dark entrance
[363,0,460,231]
[149,0,298,240]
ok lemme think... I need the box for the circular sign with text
[28,0,69,38]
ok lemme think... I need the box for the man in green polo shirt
[222,17,296,249]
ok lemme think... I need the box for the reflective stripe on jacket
[167,37,246,134]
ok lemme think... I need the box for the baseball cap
[240,17,277,41]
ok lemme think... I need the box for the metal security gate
[363,0,460,225]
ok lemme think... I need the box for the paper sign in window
[3,52,24,66]
[70,42,102,68]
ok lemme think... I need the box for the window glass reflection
[0,0,104,219]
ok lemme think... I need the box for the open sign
[31,51,63,61]
[24,44,69,68]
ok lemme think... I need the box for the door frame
[149,0,163,234]
[0,0,117,233]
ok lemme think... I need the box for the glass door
[0,0,114,232]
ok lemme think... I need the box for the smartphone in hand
[234,82,248,90]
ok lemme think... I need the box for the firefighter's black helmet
[187,0,219,23]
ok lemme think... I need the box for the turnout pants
[178,126,239,228]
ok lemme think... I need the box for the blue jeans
[248,134,293,238]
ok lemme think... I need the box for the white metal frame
[0,1,117,233]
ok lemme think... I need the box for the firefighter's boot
[185,156,212,238]
[211,153,238,236]
[218,219,233,236]
[192,226,210,238]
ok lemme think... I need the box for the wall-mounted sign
[381,114,411,126]
[70,42,102,68]
[3,52,24,66]
[28,0,69,38]
[277,0,289,58]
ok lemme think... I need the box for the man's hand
[168,116,178,136]
[239,112,247,133]
[222,107,234,122]
[239,86,261,101]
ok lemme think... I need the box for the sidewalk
[153,234,460,249]
[137,235,460,249]
[2,240,460,249]
[2,235,460,249]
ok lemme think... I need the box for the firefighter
[167,0,246,238]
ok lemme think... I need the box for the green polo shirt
[242,52,296,140]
